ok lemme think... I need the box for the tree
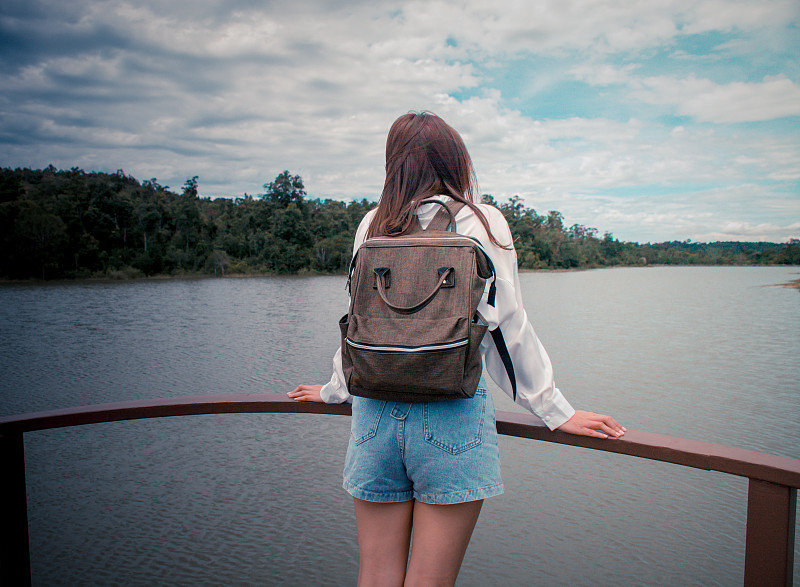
[1,166,795,280]
[263,171,306,206]
[182,176,198,198]
[15,202,68,279]
[208,249,230,276]
[546,210,564,231]
[500,195,525,222]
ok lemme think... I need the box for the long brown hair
[368,111,509,249]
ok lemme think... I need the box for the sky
[1,0,798,244]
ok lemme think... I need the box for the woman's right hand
[288,384,324,402]
[556,410,626,439]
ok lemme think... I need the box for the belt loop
[389,402,412,420]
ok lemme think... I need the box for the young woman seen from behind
[289,111,625,586]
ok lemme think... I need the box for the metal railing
[1,393,798,586]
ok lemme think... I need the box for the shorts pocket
[423,388,486,455]
[350,398,387,445]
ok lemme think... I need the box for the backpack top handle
[374,266,455,315]
[416,198,463,233]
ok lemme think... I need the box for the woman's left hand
[288,384,324,402]
[556,410,626,439]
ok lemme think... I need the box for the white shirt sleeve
[319,210,375,404]
[467,205,575,430]
[320,202,576,430]
[319,347,351,403]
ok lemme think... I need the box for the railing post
[744,478,796,587]
[0,432,32,587]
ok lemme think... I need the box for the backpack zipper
[345,338,469,353]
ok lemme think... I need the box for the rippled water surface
[1,266,798,586]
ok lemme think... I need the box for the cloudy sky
[1,0,798,243]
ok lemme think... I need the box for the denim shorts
[343,379,504,505]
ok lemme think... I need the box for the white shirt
[320,197,576,431]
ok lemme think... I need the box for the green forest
[1,165,797,281]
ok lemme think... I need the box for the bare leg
[404,499,483,586]
[353,497,414,587]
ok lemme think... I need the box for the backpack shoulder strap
[490,328,517,401]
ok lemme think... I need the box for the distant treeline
[1,165,797,280]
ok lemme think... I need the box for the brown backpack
[339,199,516,402]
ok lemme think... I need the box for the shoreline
[0,271,340,286]
[773,278,800,290]
[1,265,798,288]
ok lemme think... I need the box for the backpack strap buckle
[438,267,455,287]
[373,267,390,289]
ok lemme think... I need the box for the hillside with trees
[1,166,797,280]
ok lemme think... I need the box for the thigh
[405,500,484,586]
[353,497,414,587]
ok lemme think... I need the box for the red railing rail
[1,393,797,586]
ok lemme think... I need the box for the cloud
[561,186,800,243]
[426,0,798,56]
[572,63,800,123]
[634,74,800,123]
[697,221,800,243]
[0,0,797,244]
[679,0,799,35]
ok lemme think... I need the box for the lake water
[1,266,798,586]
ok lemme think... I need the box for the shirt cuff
[320,380,351,404]
[538,395,575,431]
